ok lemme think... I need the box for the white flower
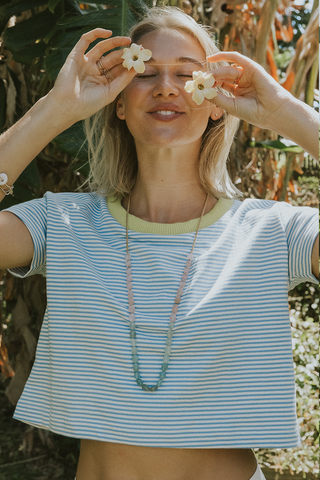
[121,43,152,74]
[184,71,217,105]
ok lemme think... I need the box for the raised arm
[0,29,136,269]
[207,51,319,160]
[206,51,319,281]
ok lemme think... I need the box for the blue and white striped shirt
[5,192,318,448]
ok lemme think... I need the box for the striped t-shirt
[5,192,318,448]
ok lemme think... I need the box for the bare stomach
[76,440,258,480]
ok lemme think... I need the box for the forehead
[138,28,206,63]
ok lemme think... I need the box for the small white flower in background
[121,43,152,73]
[184,71,217,105]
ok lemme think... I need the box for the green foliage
[250,140,304,154]
[0,0,152,209]
[0,2,319,478]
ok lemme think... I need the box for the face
[116,29,219,150]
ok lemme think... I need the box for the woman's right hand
[49,29,136,123]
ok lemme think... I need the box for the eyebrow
[146,56,205,68]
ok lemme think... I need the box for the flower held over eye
[184,71,217,105]
[121,43,152,74]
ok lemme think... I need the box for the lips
[148,104,184,114]
[148,104,185,121]
[153,111,178,116]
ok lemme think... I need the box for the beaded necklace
[125,194,209,392]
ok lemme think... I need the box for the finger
[207,51,253,69]
[209,90,237,115]
[88,36,131,60]
[105,68,137,100]
[75,29,113,54]
[94,49,128,76]
[215,81,239,95]
[210,66,243,85]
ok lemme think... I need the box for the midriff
[76,440,258,480]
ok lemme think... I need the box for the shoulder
[233,198,284,212]
[230,198,317,232]
[44,191,103,207]
[231,198,316,217]
[43,191,108,216]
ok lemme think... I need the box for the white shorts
[249,463,266,480]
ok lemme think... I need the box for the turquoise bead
[133,362,139,371]
[131,346,138,355]
[134,371,140,379]
[169,320,175,329]
[130,338,137,347]
[150,386,158,392]
[130,330,136,339]
[157,378,164,387]
[167,330,173,338]
[159,371,166,380]
[161,363,168,372]
[130,322,135,330]
[142,384,150,391]
[132,354,139,363]
[163,354,170,363]
[136,378,144,386]
[166,338,172,347]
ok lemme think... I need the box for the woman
[0,7,318,480]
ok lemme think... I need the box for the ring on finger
[231,64,240,85]
[96,58,111,83]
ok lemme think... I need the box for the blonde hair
[84,7,242,199]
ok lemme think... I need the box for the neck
[122,143,217,223]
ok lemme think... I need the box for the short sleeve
[277,203,319,290]
[3,195,47,278]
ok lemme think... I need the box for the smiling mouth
[152,111,182,116]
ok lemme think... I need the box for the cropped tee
[4,192,318,448]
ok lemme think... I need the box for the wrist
[39,91,77,133]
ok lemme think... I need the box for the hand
[48,29,137,124]
[207,51,293,131]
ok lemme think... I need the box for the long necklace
[125,194,209,392]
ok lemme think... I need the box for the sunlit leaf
[3,9,57,52]
[250,139,304,153]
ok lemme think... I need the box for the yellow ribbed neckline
[107,196,234,235]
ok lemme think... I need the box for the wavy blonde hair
[84,7,242,199]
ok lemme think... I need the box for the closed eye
[136,74,156,78]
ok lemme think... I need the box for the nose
[152,71,179,98]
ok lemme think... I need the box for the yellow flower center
[198,84,205,90]
[133,55,139,61]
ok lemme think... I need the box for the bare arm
[0,29,136,269]
[0,93,74,203]
[207,52,319,279]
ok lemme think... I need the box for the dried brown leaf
[0,336,15,378]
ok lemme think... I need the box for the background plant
[0,0,318,478]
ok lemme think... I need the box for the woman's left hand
[207,51,293,131]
